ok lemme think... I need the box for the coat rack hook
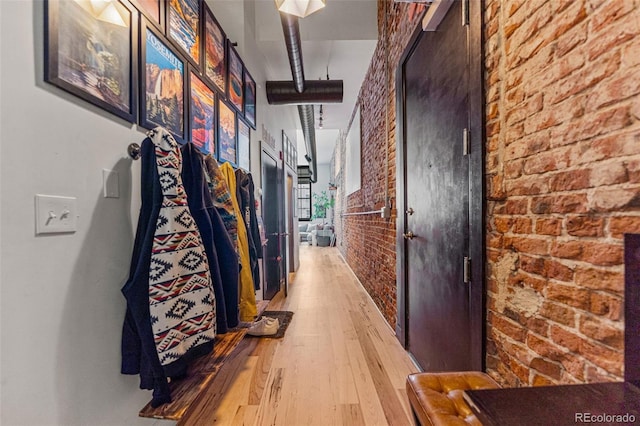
[128,143,141,160]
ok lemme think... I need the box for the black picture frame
[44,0,138,123]
[203,2,227,96]
[166,0,202,69]
[217,98,237,165]
[237,118,250,170]
[139,18,186,142]
[227,42,244,113]
[130,0,164,31]
[188,66,216,155]
[243,69,256,129]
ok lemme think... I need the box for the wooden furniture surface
[139,300,269,420]
[464,381,640,426]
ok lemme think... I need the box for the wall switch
[103,169,119,198]
[35,194,78,234]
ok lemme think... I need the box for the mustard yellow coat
[219,162,257,321]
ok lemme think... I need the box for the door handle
[403,231,415,240]
[406,207,414,216]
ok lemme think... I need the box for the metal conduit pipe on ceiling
[280,12,318,183]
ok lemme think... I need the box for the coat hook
[128,143,141,160]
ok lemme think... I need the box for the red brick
[559,352,586,381]
[589,292,623,321]
[506,175,549,196]
[494,217,513,233]
[535,218,563,236]
[545,259,575,282]
[523,150,565,175]
[532,374,556,386]
[574,267,623,293]
[527,333,565,362]
[550,240,622,266]
[549,325,582,352]
[546,283,590,310]
[565,215,605,237]
[531,194,588,214]
[504,199,529,215]
[490,312,527,343]
[519,255,545,276]
[587,11,639,61]
[504,236,549,256]
[590,0,635,33]
[540,301,576,327]
[513,217,533,234]
[579,340,623,376]
[530,357,562,380]
[609,216,640,239]
[579,315,623,350]
[549,169,591,191]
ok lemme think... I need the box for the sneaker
[247,317,279,336]
[262,316,280,327]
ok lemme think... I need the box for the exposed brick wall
[335,1,423,327]
[485,0,640,386]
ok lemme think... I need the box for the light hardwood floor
[179,246,419,426]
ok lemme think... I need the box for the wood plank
[176,338,258,425]
[139,300,270,420]
[138,329,249,420]
[175,247,418,425]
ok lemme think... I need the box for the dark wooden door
[402,0,476,371]
[261,148,283,300]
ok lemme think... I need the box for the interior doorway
[261,144,284,300]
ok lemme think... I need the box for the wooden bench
[138,300,269,421]
[406,371,500,426]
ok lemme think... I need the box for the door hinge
[462,0,469,26]
[463,256,471,284]
[463,128,470,156]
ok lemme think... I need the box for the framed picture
[130,0,163,30]
[243,69,256,128]
[189,68,215,155]
[217,99,236,165]
[44,0,138,123]
[227,42,244,113]
[203,3,226,95]
[167,0,201,67]
[140,19,186,141]
[237,118,250,170]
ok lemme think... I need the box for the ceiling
[252,0,379,165]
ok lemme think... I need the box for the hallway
[179,246,419,426]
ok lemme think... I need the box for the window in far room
[298,180,312,220]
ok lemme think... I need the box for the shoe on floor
[248,317,279,336]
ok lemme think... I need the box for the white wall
[0,1,296,425]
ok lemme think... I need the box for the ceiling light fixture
[275,0,326,18]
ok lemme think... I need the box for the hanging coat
[235,168,262,291]
[220,162,257,321]
[181,143,239,333]
[204,155,238,254]
[121,128,216,407]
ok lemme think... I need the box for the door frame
[261,141,287,299]
[395,0,485,371]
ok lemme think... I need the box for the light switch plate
[35,194,78,234]
[103,169,120,198]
